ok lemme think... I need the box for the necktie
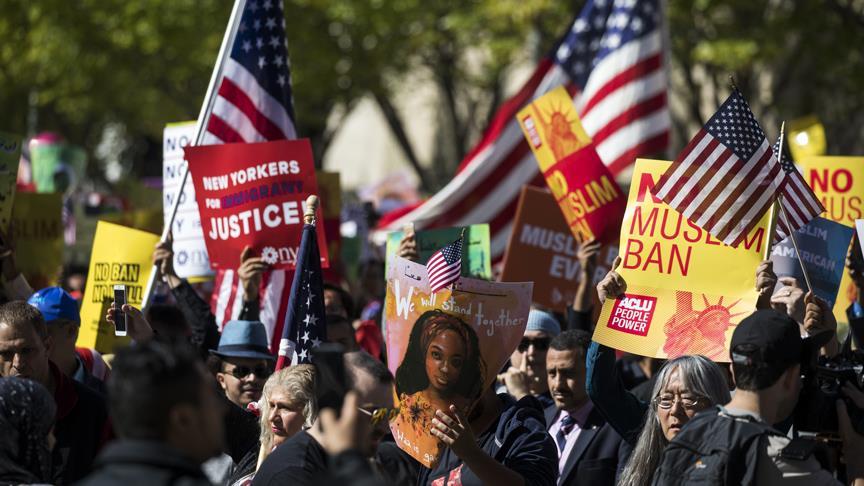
[556,414,576,452]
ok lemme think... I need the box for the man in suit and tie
[545,330,628,485]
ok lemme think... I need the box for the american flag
[427,237,463,293]
[378,0,669,262]
[653,89,785,246]
[772,136,824,243]
[204,0,298,346]
[276,223,326,368]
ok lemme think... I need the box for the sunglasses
[224,364,273,380]
[517,337,550,353]
[358,406,399,426]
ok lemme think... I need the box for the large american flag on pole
[772,136,825,243]
[378,0,669,262]
[653,89,785,246]
[204,0,299,346]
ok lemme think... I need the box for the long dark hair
[395,310,485,401]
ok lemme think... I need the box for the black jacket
[52,362,111,484]
[170,279,259,359]
[76,439,211,486]
[544,404,629,486]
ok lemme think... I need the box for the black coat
[76,440,211,486]
[544,404,630,486]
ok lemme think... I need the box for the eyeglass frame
[517,337,551,353]
[358,406,399,425]
[651,392,709,411]
[222,363,274,380]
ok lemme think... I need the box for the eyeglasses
[652,393,707,411]
[358,406,399,425]
[517,337,550,353]
[224,365,273,380]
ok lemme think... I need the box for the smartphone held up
[112,284,128,337]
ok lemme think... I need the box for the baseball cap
[27,287,80,324]
[526,309,561,337]
[730,310,801,367]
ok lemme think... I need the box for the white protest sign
[163,122,213,279]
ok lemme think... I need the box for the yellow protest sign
[78,221,160,353]
[592,159,770,361]
[11,193,63,289]
[799,156,863,326]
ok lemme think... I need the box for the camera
[794,331,864,437]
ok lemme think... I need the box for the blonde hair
[256,365,317,468]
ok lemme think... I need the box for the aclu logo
[521,115,543,149]
[607,294,657,337]
[261,246,298,266]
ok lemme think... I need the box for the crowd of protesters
[0,223,863,486]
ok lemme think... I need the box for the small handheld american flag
[426,235,464,293]
[772,125,825,244]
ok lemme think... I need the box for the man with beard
[209,320,275,408]
[545,330,626,485]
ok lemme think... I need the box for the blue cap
[210,320,275,361]
[28,287,80,324]
[526,309,561,337]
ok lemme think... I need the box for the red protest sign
[184,139,329,270]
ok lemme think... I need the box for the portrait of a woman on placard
[391,310,486,464]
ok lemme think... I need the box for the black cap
[730,310,801,366]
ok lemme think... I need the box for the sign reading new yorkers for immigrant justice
[163,121,213,279]
[516,85,626,244]
[184,139,329,270]
[799,156,863,326]
[592,159,770,362]
[501,186,619,311]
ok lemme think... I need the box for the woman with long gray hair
[617,355,731,486]
[587,258,731,485]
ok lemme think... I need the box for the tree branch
[372,90,433,193]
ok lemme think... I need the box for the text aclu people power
[185,139,329,270]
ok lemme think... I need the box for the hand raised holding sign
[596,256,626,305]
[238,246,268,301]
[755,260,778,310]
[770,277,805,324]
[803,292,839,356]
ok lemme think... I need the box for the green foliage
[1,0,862,190]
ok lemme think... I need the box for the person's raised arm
[237,246,267,321]
[568,239,601,331]
[154,238,219,354]
[0,229,33,300]
[755,260,778,310]
[585,257,648,443]
[803,292,840,357]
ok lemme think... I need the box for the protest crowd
[3,1,864,486]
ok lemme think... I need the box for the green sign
[385,224,492,280]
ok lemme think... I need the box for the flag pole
[762,120,785,261]
[774,121,815,293]
[142,0,248,308]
